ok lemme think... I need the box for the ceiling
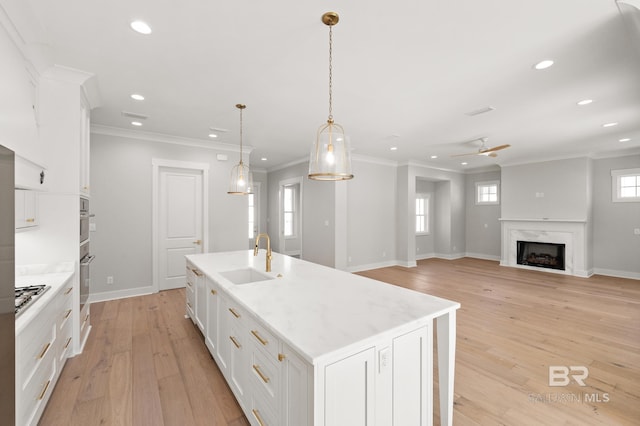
[20,0,640,172]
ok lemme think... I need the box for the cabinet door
[195,269,206,332]
[393,326,432,426]
[15,190,38,229]
[282,344,311,426]
[79,98,90,195]
[324,347,375,426]
[205,278,219,355]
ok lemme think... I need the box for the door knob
[193,240,202,245]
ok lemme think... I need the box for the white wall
[89,132,248,296]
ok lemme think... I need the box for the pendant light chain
[239,106,244,164]
[328,24,333,123]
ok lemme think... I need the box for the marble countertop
[15,263,74,335]
[187,251,460,364]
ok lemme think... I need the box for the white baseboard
[464,252,501,261]
[88,285,155,303]
[346,259,406,273]
[592,268,640,280]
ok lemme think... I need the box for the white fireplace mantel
[500,218,591,277]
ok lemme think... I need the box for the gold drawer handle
[229,336,241,349]
[38,380,51,400]
[252,409,266,426]
[64,287,72,295]
[210,289,217,295]
[278,353,286,362]
[64,337,72,349]
[251,330,268,346]
[228,308,240,318]
[26,218,35,223]
[253,364,270,384]
[187,302,193,309]
[193,268,203,277]
[64,309,72,319]
[37,342,51,359]
[85,314,90,321]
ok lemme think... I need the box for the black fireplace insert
[517,241,566,271]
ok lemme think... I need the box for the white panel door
[324,347,375,426]
[158,168,203,291]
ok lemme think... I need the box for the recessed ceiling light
[430,155,438,159]
[208,133,217,138]
[131,93,145,101]
[576,99,593,106]
[261,157,268,161]
[534,59,554,70]
[461,162,468,166]
[602,122,618,128]
[130,20,152,35]
[619,138,631,142]
[390,146,398,151]
[131,121,143,126]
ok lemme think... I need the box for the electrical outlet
[107,276,114,284]
[634,228,640,235]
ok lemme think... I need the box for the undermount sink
[219,267,275,285]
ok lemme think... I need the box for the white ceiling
[21,0,640,171]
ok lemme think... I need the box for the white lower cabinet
[194,273,433,426]
[16,276,75,426]
[185,263,196,322]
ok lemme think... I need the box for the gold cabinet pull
[278,353,286,362]
[38,380,51,400]
[37,342,51,359]
[64,309,72,319]
[253,364,270,383]
[193,268,203,277]
[210,289,217,295]
[186,281,193,288]
[64,287,72,295]
[252,409,266,426]
[229,336,241,349]
[64,337,72,349]
[192,240,202,246]
[228,308,240,318]
[85,313,90,321]
[26,218,35,223]
[187,301,193,309]
[251,330,268,346]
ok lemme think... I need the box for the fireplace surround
[500,219,591,277]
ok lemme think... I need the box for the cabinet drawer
[17,321,56,389]
[250,392,278,426]
[58,320,73,364]
[17,350,56,426]
[248,321,280,361]
[250,346,281,411]
[226,300,247,326]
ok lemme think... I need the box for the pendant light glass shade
[309,12,354,181]
[228,104,253,195]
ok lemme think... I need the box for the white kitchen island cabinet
[186,251,460,426]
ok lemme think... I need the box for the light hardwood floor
[40,258,640,425]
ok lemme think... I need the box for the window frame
[611,168,640,203]
[282,184,297,238]
[475,180,500,205]
[415,193,430,235]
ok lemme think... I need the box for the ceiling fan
[451,138,510,158]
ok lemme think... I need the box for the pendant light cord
[239,106,244,164]
[328,24,333,123]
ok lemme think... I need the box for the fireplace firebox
[517,241,566,271]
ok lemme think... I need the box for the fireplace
[517,241,565,271]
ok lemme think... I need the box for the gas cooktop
[15,285,50,316]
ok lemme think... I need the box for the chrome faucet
[254,233,272,272]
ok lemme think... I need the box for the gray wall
[592,154,640,275]
[90,132,248,295]
[465,171,501,259]
[502,158,591,220]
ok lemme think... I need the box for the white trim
[593,268,640,280]
[611,168,640,202]
[346,259,405,273]
[92,124,252,155]
[475,180,500,205]
[88,285,156,303]
[464,252,501,262]
[151,159,209,293]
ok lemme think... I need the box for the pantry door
[153,159,209,292]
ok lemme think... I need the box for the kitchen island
[186,250,460,426]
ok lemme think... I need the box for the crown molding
[91,124,252,155]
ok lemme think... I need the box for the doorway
[152,159,209,292]
[279,177,303,257]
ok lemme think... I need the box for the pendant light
[308,12,354,181]
[228,103,254,194]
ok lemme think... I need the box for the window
[415,194,430,234]
[612,168,640,202]
[283,184,296,237]
[476,181,499,205]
